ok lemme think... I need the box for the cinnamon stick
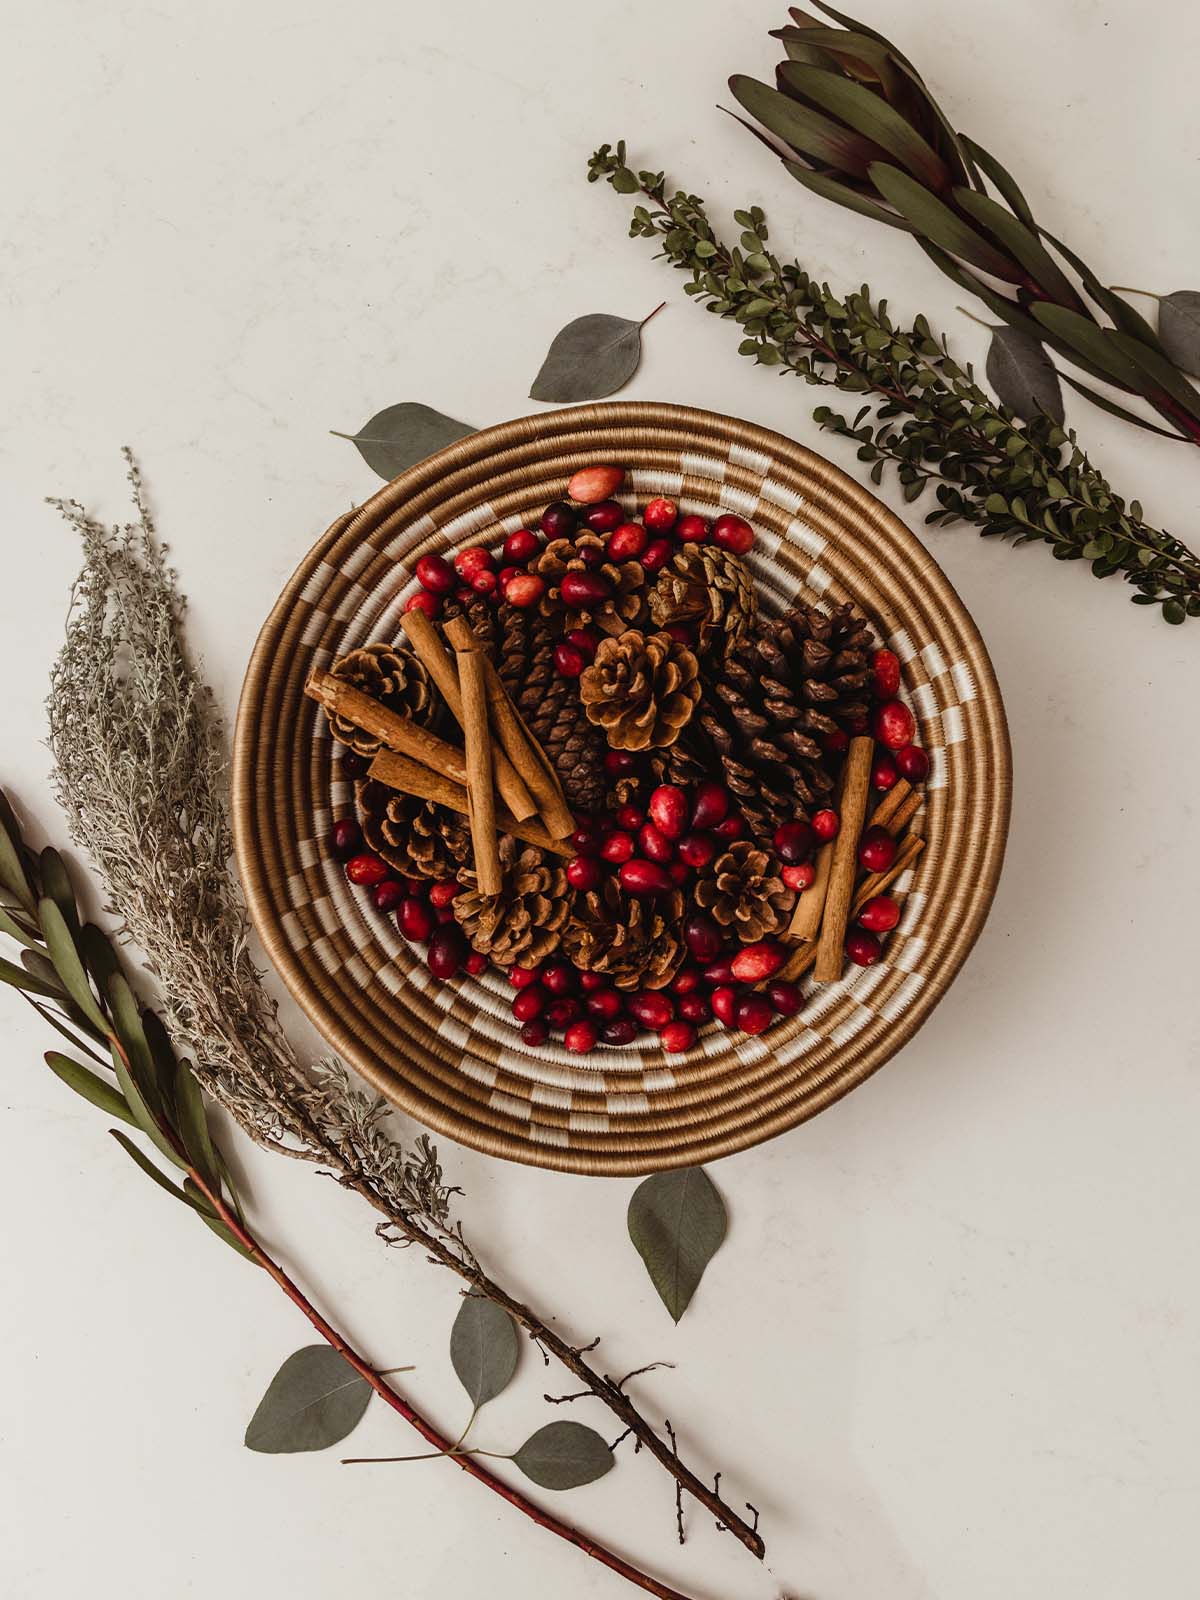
[305,669,468,786]
[400,609,537,822]
[365,750,572,856]
[776,834,926,983]
[881,789,921,840]
[455,647,502,895]
[813,736,874,984]
[868,778,912,833]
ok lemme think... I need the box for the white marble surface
[2,2,1198,1596]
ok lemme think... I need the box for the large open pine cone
[694,841,794,944]
[355,779,469,881]
[580,629,700,751]
[561,879,685,990]
[329,642,434,755]
[453,836,572,968]
[535,534,646,634]
[648,545,757,658]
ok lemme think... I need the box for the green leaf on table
[331,403,475,482]
[952,189,1076,307]
[627,1166,727,1323]
[784,162,916,231]
[1110,328,1200,420]
[779,63,948,188]
[39,896,107,1033]
[45,1050,136,1126]
[1029,304,1146,390]
[245,1347,373,1454]
[985,326,1064,424]
[0,790,35,913]
[869,163,1019,282]
[1158,291,1200,376]
[449,1294,519,1408]
[0,952,63,1001]
[960,135,1036,227]
[38,848,80,940]
[174,1059,220,1192]
[511,1421,614,1491]
[529,310,654,403]
[729,74,885,177]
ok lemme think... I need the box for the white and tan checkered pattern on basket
[233,402,1010,1174]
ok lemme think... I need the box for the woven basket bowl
[233,401,1010,1175]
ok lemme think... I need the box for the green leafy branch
[588,142,1200,625]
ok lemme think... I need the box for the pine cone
[648,545,757,658]
[453,836,573,967]
[355,779,470,881]
[561,879,686,990]
[579,630,700,752]
[329,642,434,755]
[694,841,794,944]
[535,534,646,634]
[440,591,500,659]
[495,602,607,813]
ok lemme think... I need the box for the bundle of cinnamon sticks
[304,611,574,894]
[778,735,926,985]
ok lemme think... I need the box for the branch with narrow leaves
[587,143,1200,625]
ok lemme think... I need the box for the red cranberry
[871,648,901,700]
[601,830,635,864]
[683,912,723,962]
[660,1020,697,1053]
[767,980,802,1017]
[702,955,736,986]
[520,1019,549,1047]
[713,815,744,841]
[895,744,930,782]
[782,862,816,892]
[503,528,541,564]
[434,904,457,924]
[711,513,755,555]
[397,897,435,942]
[608,522,647,561]
[648,784,688,839]
[604,750,635,778]
[566,856,602,891]
[560,571,613,607]
[671,965,703,996]
[429,880,460,908]
[453,546,494,577]
[554,643,586,678]
[690,781,730,830]
[508,964,538,989]
[569,820,604,856]
[567,627,600,659]
[675,513,708,544]
[678,993,712,1025]
[464,951,488,976]
[858,826,896,874]
[711,986,738,1026]
[545,997,582,1028]
[664,623,695,648]
[601,1017,638,1046]
[403,590,440,618]
[627,991,674,1030]
[871,752,899,791]
[637,823,674,865]
[512,985,547,1022]
[497,565,521,591]
[372,879,406,914]
[330,817,362,860]
[540,501,577,538]
[541,960,576,997]
[568,465,624,504]
[427,924,467,980]
[677,831,717,869]
[735,994,774,1035]
[857,895,900,933]
[453,585,474,604]
[614,802,644,830]
[571,970,602,993]
[405,877,427,897]
[640,537,674,573]
[415,553,455,594]
[619,858,674,896]
[873,699,916,750]
[585,987,623,1022]
[668,861,690,886]
[730,941,787,983]
[470,568,498,596]
[340,750,369,779]
[643,496,678,532]
[811,808,839,843]
[774,819,817,864]
[564,1019,599,1054]
[506,573,545,609]
[822,727,849,755]
[346,852,389,888]
[577,542,605,568]
[584,499,624,534]
[846,929,882,967]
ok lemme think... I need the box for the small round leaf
[985,326,1064,424]
[245,1347,372,1453]
[449,1294,519,1409]
[512,1421,614,1491]
[627,1166,727,1323]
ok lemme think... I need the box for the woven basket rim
[232,400,1011,1174]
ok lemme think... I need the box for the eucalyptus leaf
[529,310,653,403]
[245,1347,373,1454]
[511,1421,614,1491]
[449,1294,519,1409]
[627,1166,727,1323]
[331,403,475,483]
[868,163,1019,282]
[45,1050,137,1126]
[1158,291,1200,376]
[985,326,1064,424]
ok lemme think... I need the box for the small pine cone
[694,841,794,944]
[453,836,573,968]
[329,642,434,755]
[440,591,500,659]
[494,603,606,812]
[535,534,646,635]
[579,629,700,751]
[561,879,686,990]
[648,545,757,658]
[355,779,470,880]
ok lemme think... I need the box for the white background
[2,2,1198,1597]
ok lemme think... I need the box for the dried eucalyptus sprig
[588,144,1200,624]
[33,457,765,1564]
